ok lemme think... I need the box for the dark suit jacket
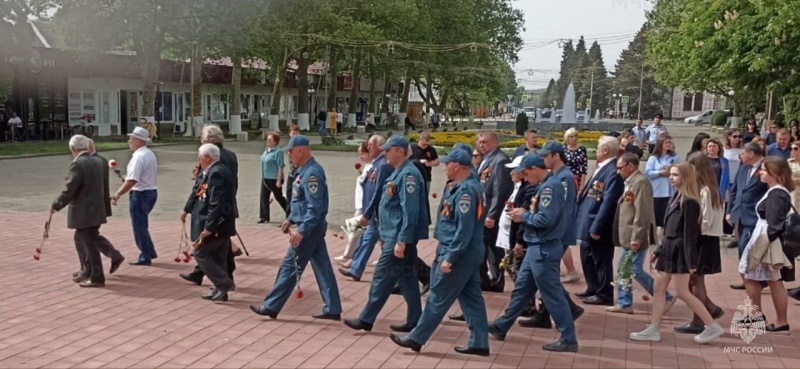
[728,162,769,227]
[92,152,113,217]
[187,161,236,241]
[575,160,624,242]
[219,144,239,218]
[52,152,108,229]
[479,147,513,222]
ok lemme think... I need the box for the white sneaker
[560,273,581,284]
[630,325,661,341]
[694,322,724,344]
[333,255,349,263]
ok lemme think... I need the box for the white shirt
[588,157,614,183]
[8,117,21,126]
[354,162,372,210]
[127,146,158,191]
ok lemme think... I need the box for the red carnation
[108,159,118,168]
[295,290,304,299]
[642,295,650,301]
[432,192,437,199]
[355,163,362,171]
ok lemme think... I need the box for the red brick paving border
[1,210,799,368]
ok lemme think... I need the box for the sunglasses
[472,154,481,157]
[731,135,741,138]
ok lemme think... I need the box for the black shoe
[575,290,594,298]
[202,290,215,300]
[572,306,585,321]
[454,346,490,356]
[712,307,725,320]
[674,323,704,334]
[727,240,738,249]
[343,319,373,332]
[488,323,506,341]
[449,313,465,321]
[390,334,421,352]
[312,313,341,321]
[542,340,578,352]
[582,296,613,306]
[518,316,552,329]
[765,324,790,333]
[790,291,800,302]
[730,283,745,290]
[211,289,228,302]
[109,257,125,274]
[338,268,360,282]
[389,323,415,333]
[257,219,268,224]
[129,260,151,266]
[179,273,203,285]
[250,305,277,319]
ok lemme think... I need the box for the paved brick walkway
[1,210,799,368]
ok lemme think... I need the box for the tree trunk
[296,53,310,131]
[269,49,288,132]
[186,47,203,137]
[138,42,161,119]
[381,72,390,125]
[347,53,362,128]
[368,59,376,115]
[230,55,242,134]
[399,70,412,127]
[326,48,339,112]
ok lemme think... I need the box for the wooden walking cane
[33,213,53,261]
[234,232,250,256]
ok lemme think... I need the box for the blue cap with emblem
[439,148,471,166]
[537,141,565,156]
[282,135,310,152]
[380,135,410,151]
[452,142,473,156]
[512,153,545,173]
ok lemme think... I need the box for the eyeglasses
[793,147,799,151]
[731,135,741,138]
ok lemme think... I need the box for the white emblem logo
[730,297,766,344]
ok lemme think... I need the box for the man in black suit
[52,135,108,288]
[728,142,769,290]
[180,125,239,285]
[575,136,625,305]
[187,143,237,301]
[72,140,125,281]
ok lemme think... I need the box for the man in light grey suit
[476,130,513,292]
[52,135,109,287]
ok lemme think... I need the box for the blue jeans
[348,219,380,278]
[130,190,158,262]
[494,241,576,343]
[318,119,326,136]
[617,248,673,308]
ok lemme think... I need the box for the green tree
[613,26,670,119]
[540,78,557,108]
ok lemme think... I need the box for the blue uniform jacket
[433,176,486,265]
[522,172,568,245]
[361,153,393,221]
[288,157,328,236]
[728,163,768,227]
[378,160,429,245]
[575,161,624,241]
[553,165,578,247]
[512,182,538,249]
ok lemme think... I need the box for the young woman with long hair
[738,157,795,332]
[645,135,681,230]
[673,154,725,334]
[630,162,724,343]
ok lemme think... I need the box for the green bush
[711,110,728,127]
[515,112,529,136]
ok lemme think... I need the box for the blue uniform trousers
[261,225,342,314]
[359,241,421,325]
[494,241,577,343]
[408,257,489,349]
[348,219,381,278]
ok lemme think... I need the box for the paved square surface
[0,126,798,368]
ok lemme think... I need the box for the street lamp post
[612,93,620,120]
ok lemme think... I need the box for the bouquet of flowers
[612,250,635,292]
[108,159,124,182]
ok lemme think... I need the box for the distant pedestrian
[259,132,288,223]
[645,114,668,154]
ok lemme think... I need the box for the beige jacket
[613,170,656,248]
[745,232,793,278]
[700,186,724,236]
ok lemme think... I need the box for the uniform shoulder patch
[459,193,472,214]
[540,186,553,208]
[307,175,319,194]
[405,175,416,194]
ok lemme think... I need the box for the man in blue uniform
[488,153,579,353]
[390,148,489,356]
[250,135,342,320]
[518,142,585,328]
[344,136,429,332]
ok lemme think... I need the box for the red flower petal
[295,291,304,299]
[642,295,650,301]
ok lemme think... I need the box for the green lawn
[0,141,131,156]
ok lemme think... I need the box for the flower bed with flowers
[407,130,604,149]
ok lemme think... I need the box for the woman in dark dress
[738,157,794,332]
[742,119,760,144]
[674,154,725,334]
[630,162,723,344]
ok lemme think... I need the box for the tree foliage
[613,26,671,119]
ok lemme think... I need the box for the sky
[514,0,652,90]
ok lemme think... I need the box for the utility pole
[637,63,644,119]
[588,71,594,114]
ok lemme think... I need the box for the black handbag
[783,205,800,259]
